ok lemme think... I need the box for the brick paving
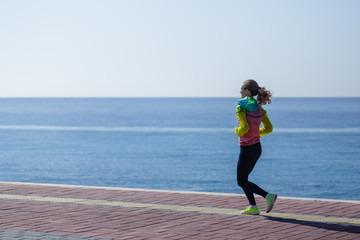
[0,182,359,240]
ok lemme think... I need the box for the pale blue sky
[0,0,359,97]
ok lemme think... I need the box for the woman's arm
[235,106,249,136]
[260,112,273,137]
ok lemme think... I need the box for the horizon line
[0,96,359,99]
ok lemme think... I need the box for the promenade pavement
[0,181,359,240]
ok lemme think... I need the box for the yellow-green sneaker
[266,193,277,213]
[241,206,260,215]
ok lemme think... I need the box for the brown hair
[243,79,272,105]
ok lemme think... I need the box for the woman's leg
[237,142,268,205]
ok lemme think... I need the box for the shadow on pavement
[264,216,360,234]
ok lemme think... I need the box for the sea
[0,98,359,201]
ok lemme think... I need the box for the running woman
[234,79,277,215]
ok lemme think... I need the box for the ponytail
[256,87,272,106]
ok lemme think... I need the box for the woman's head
[240,79,272,105]
[241,79,260,98]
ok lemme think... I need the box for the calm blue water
[0,98,359,201]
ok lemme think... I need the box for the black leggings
[237,142,268,205]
